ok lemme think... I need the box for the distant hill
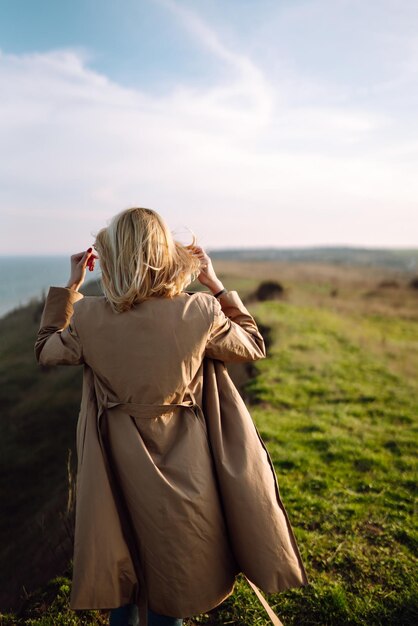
[208,246,418,272]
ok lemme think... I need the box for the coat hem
[69,583,236,617]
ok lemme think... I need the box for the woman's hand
[65,247,98,291]
[190,246,225,294]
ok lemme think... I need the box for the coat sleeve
[34,286,84,366]
[204,290,266,362]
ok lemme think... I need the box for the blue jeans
[109,602,183,626]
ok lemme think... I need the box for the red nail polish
[87,247,92,253]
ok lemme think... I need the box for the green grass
[0,573,107,626]
[229,300,418,625]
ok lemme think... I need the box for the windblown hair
[94,207,201,314]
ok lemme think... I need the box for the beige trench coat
[35,286,308,620]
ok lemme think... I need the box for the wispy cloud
[0,0,417,253]
[156,0,273,119]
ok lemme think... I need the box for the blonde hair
[94,207,201,313]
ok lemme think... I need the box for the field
[0,260,417,625]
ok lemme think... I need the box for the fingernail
[87,247,92,252]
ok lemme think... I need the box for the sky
[0,0,417,254]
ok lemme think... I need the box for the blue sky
[0,0,417,253]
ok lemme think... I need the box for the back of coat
[35,287,308,618]
[75,291,255,405]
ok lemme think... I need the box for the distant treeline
[208,246,418,272]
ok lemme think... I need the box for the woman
[35,207,307,626]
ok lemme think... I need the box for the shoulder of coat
[184,290,215,321]
[184,290,213,304]
[73,295,106,314]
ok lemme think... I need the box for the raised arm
[204,290,266,362]
[34,248,98,366]
[189,245,266,363]
[34,286,84,366]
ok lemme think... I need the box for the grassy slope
[0,299,83,614]
[240,299,418,625]
[1,265,417,625]
[0,281,102,613]
[216,263,418,625]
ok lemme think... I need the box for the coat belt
[97,397,198,420]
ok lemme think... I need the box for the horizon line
[1,244,418,257]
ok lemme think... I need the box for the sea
[0,256,101,319]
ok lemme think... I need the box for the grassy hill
[0,301,82,614]
[0,262,417,625]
